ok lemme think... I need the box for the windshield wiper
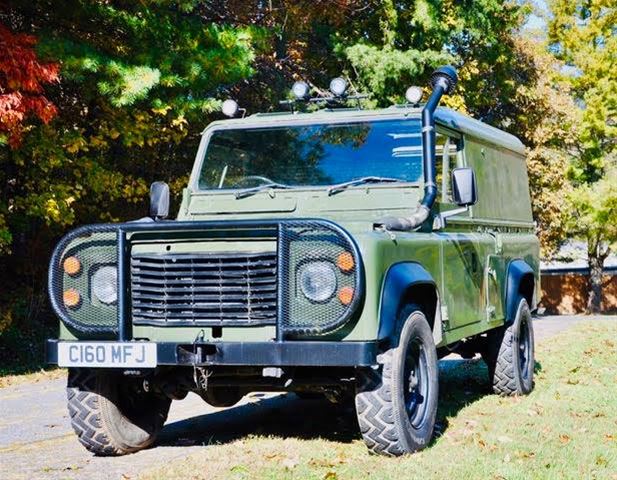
[327,176,403,196]
[234,182,291,199]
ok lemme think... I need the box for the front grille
[130,252,277,325]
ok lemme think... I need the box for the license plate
[57,342,157,368]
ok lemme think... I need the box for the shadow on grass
[157,357,493,449]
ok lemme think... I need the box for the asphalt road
[0,315,611,480]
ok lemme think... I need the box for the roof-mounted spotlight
[221,99,239,117]
[291,81,310,100]
[405,86,423,105]
[329,77,348,97]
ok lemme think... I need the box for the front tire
[355,306,439,456]
[484,297,535,395]
[67,369,171,456]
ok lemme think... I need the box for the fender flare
[377,262,442,346]
[505,259,535,324]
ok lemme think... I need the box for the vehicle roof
[202,105,526,155]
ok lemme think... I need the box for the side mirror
[451,167,477,207]
[150,181,170,220]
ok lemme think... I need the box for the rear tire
[483,297,534,395]
[355,305,439,456]
[67,369,171,456]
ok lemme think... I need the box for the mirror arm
[432,206,469,230]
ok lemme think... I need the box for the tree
[337,1,577,256]
[0,1,263,333]
[566,168,617,312]
[548,0,617,312]
[0,24,59,253]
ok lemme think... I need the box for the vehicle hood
[179,185,422,224]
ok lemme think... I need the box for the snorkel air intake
[378,65,458,231]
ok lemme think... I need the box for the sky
[524,0,549,32]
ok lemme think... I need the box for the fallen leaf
[323,471,338,480]
[515,450,536,459]
[559,434,571,444]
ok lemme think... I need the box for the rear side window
[435,131,464,204]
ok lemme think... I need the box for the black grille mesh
[48,225,119,335]
[131,252,277,325]
[279,221,361,336]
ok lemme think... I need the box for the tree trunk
[586,241,607,314]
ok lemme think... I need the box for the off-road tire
[484,297,534,395]
[67,368,171,456]
[355,305,439,456]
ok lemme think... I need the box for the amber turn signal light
[338,286,354,305]
[336,251,354,272]
[63,256,81,276]
[63,289,81,308]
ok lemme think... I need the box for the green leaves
[343,44,451,105]
[548,0,617,184]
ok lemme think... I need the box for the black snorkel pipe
[378,65,458,231]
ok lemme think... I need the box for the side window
[435,132,464,204]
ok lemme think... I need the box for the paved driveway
[0,315,612,479]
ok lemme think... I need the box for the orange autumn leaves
[0,24,59,147]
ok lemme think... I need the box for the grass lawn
[141,320,617,480]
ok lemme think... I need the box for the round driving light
[63,289,81,308]
[292,81,310,99]
[63,256,81,276]
[405,86,423,104]
[299,261,337,303]
[336,252,355,272]
[338,286,354,306]
[221,99,239,117]
[329,77,348,97]
[91,265,118,305]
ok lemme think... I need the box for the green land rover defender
[46,66,540,457]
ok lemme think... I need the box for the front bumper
[45,339,378,367]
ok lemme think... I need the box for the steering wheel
[230,175,277,188]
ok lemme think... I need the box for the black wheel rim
[519,317,531,381]
[404,338,430,429]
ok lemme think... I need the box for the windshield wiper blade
[327,176,403,196]
[234,182,291,199]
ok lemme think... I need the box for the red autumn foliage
[0,23,59,147]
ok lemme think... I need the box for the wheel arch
[377,262,442,347]
[505,259,535,324]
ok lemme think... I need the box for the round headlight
[405,86,423,104]
[91,266,118,305]
[292,81,310,99]
[221,99,239,117]
[299,261,337,303]
[329,77,348,97]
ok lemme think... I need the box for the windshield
[197,119,423,190]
